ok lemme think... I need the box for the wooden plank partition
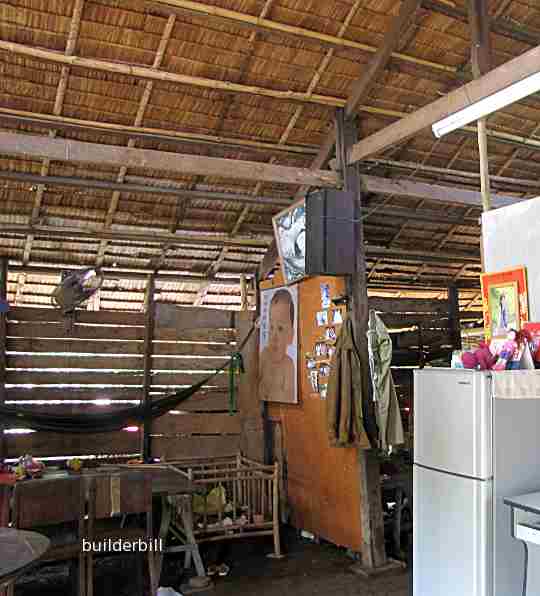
[2,304,242,461]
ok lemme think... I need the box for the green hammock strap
[228,351,245,415]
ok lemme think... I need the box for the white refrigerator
[414,369,540,596]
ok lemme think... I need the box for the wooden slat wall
[3,305,240,460]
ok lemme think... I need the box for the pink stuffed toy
[462,341,497,370]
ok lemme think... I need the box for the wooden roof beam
[361,174,524,209]
[0,170,291,207]
[149,0,456,74]
[0,108,318,157]
[345,0,422,119]
[423,0,540,47]
[0,132,339,188]
[294,0,423,200]
[0,223,271,249]
[348,43,540,162]
[6,264,246,287]
[362,159,540,194]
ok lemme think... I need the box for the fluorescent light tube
[432,70,540,138]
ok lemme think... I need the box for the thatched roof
[1,0,538,309]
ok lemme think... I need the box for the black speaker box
[305,188,357,275]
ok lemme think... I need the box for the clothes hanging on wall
[326,315,367,447]
[367,310,405,451]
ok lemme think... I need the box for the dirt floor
[15,528,410,596]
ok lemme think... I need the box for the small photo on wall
[316,310,329,326]
[315,342,328,358]
[332,309,344,325]
[319,364,331,378]
[309,370,319,393]
[320,283,331,309]
[325,327,337,342]
[328,346,336,360]
[306,358,317,370]
[320,384,328,400]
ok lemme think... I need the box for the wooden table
[2,466,207,583]
[0,528,50,588]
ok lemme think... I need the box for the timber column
[336,109,392,573]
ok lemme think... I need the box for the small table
[0,528,50,588]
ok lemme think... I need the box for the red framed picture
[480,267,529,341]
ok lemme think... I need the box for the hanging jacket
[326,315,367,447]
[367,310,405,451]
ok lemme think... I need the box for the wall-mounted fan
[51,268,104,314]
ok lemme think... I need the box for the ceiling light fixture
[432,70,540,138]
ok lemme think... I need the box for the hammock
[0,325,254,434]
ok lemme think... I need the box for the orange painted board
[263,275,363,551]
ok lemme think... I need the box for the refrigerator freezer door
[414,369,492,480]
[414,465,492,596]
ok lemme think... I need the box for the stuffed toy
[492,329,525,371]
[462,341,497,370]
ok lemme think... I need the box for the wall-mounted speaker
[305,188,358,276]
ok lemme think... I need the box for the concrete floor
[16,529,410,596]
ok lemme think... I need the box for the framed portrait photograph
[259,285,298,404]
[481,267,529,340]
[272,199,306,285]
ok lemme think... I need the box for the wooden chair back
[91,472,152,519]
[12,477,85,529]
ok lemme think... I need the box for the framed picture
[272,199,306,285]
[259,285,298,404]
[481,267,529,340]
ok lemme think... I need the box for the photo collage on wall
[305,283,346,399]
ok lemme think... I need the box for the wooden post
[468,0,493,213]
[448,283,462,350]
[0,257,7,464]
[337,110,387,571]
[141,275,155,462]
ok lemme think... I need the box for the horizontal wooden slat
[4,430,140,458]
[152,373,229,388]
[395,330,452,349]
[7,338,144,355]
[7,338,234,357]
[152,413,241,436]
[5,402,138,415]
[7,355,144,370]
[153,343,234,357]
[154,328,235,342]
[8,307,144,326]
[8,323,235,343]
[369,298,449,313]
[379,313,450,328]
[6,355,228,371]
[151,435,241,460]
[6,371,229,387]
[155,304,235,330]
[6,387,143,401]
[7,322,144,340]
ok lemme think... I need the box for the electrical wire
[521,540,529,596]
